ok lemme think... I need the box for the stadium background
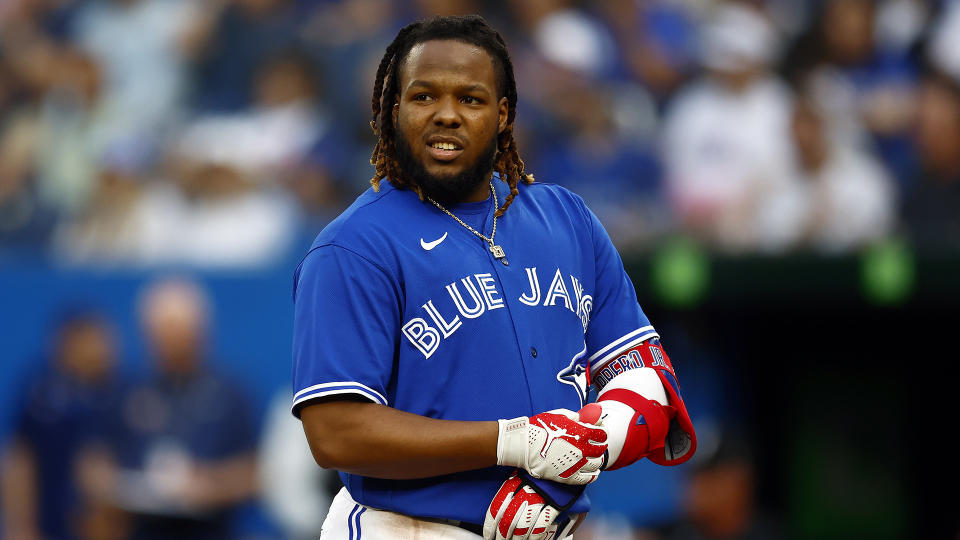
[1,0,957,538]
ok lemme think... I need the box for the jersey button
[530,347,538,358]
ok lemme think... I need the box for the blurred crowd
[1,276,343,540]
[1,0,959,266]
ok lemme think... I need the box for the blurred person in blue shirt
[901,71,960,252]
[527,79,667,249]
[592,0,699,108]
[188,0,304,113]
[781,0,918,188]
[105,277,258,540]
[1,306,125,540]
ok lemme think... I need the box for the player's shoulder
[521,179,588,204]
[308,180,429,258]
[518,180,595,223]
[293,181,419,288]
[311,183,399,246]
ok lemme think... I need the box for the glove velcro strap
[598,389,672,467]
[496,416,529,467]
[516,469,586,514]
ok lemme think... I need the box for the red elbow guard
[592,339,697,467]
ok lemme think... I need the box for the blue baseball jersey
[291,178,658,525]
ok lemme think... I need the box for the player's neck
[461,172,495,203]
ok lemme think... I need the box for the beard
[394,131,498,205]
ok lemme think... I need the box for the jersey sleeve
[582,206,658,380]
[291,244,402,417]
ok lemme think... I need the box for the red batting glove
[484,471,582,540]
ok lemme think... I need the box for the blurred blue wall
[0,262,299,442]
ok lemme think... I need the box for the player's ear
[393,96,400,123]
[497,97,508,134]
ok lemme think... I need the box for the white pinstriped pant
[320,487,481,539]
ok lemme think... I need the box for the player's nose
[433,95,462,128]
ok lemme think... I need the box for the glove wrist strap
[496,416,529,467]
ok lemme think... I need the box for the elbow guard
[586,339,696,469]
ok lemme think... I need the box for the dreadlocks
[368,15,533,217]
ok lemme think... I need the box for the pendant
[490,244,509,265]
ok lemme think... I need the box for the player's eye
[413,93,433,102]
[461,96,483,105]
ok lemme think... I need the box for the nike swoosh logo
[420,232,448,250]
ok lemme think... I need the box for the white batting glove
[483,472,585,540]
[496,409,607,485]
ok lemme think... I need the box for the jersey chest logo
[420,232,448,251]
[401,267,593,360]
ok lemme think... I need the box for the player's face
[394,39,509,203]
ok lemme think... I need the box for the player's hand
[483,471,585,540]
[496,409,607,485]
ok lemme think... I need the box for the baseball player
[291,15,697,540]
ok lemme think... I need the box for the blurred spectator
[926,0,960,85]
[52,50,308,267]
[657,428,784,540]
[121,53,310,267]
[176,50,324,188]
[529,4,619,80]
[411,0,481,18]
[529,78,667,249]
[257,388,341,540]
[595,0,699,107]
[756,97,895,252]
[188,0,303,112]
[874,0,930,55]
[0,42,109,222]
[105,277,257,540]
[33,46,109,216]
[300,0,399,171]
[51,138,152,264]
[662,2,795,251]
[0,48,59,253]
[71,0,197,143]
[111,158,297,267]
[782,0,917,186]
[0,0,89,40]
[901,72,960,251]
[503,1,669,249]
[1,307,125,540]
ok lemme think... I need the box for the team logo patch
[556,345,589,407]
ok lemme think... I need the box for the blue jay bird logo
[556,344,589,408]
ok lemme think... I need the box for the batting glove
[483,471,586,540]
[496,409,607,485]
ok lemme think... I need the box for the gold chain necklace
[426,182,509,265]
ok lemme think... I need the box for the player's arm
[300,396,498,478]
[300,396,605,483]
[575,199,696,470]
